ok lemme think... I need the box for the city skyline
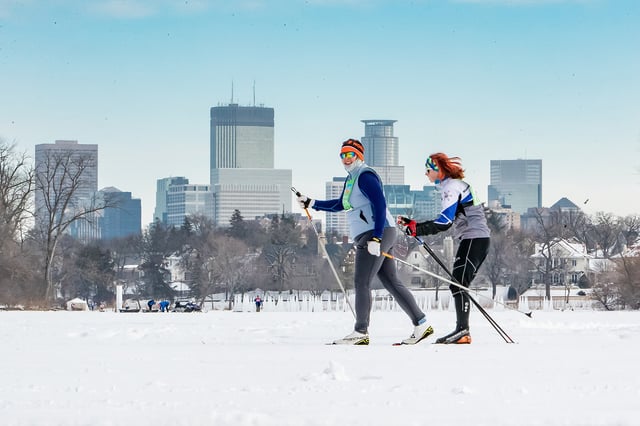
[1,0,639,224]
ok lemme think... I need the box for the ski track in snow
[0,310,639,426]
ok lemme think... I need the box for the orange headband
[340,146,364,161]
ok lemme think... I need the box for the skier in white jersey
[398,153,490,344]
[296,139,433,345]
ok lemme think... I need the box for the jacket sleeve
[312,197,345,212]
[415,220,452,236]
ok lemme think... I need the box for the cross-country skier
[398,153,490,344]
[254,295,263,312]
[296,139,433,345]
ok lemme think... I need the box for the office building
[99,187,142,240]
[210,103,292,226]
[154,176,189,224]
[166,183,214,227]
[384,185,441,220]
[488,159,542,214]
[361,120,404,185]
[324,177,349,238]
[34,140,99,240]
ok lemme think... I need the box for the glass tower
[488,159,542,214]
[361,120,404,185]
[99,187,142,240]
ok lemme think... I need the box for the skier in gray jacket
[399,152,490,344]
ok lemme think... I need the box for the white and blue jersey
[417,178,490,240]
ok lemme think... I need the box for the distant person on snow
[159,300,170,312]
[254,295,263,312]
[296,139,433,345]
[147,299,155,312]
[398,153,490,344]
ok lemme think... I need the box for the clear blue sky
[1,0,639,225]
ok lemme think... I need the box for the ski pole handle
[291,186,312,220]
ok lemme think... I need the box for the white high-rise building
[166,184,214,227]
[210,103,292,227]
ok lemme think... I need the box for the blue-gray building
[154,176,189,224]
[488,159,542,214]
[99,187,141,240]
[383,185,441,221]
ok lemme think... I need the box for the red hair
[429,153,465,179]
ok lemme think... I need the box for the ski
[325,340,369,346]
[392,340,425,346]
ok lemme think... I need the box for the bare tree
[212,236,253,310]
[265,245,295,291]
[529,208,565,299]
[561,209,593,249]
[621,215,640,247]
[613,256,640,309]
[589,212,622,258]
[591,280,618,311]
[33,149,115,305]
[482,210,509,298]
[0,141,34,242]
[0,141,36,304]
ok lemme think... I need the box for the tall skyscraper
[34,140,99,240]
[154,176,190,224]
[488,159,542,214]
[210,103,292,226]
[361,120,404,185]
[99,187,142,240]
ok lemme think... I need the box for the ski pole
[412,234,533,318]
[380,251,491,306]
[382,251,515,343]
[291,187,356,319]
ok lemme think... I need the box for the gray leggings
[353,227,425,334]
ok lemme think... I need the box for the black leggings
[450,237,490,329]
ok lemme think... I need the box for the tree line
[0,140,638,310]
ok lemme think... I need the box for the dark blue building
[99,187,141,240]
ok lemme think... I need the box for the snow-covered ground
[1,308,639,426]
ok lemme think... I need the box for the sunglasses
[340,151,357,159]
